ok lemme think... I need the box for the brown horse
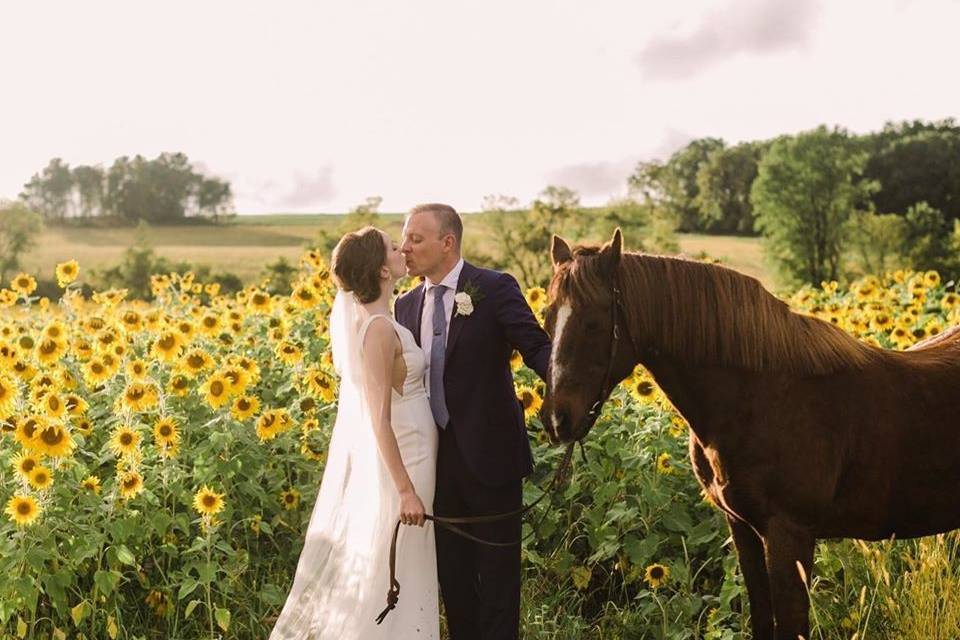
[541,229,960,640]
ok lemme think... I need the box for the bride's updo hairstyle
[331,226,387,304]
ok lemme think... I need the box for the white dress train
[270,311,440,639]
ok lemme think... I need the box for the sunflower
[942,292,959,312]
[109,425,141,458]
[200,374,231,410]
[220,365,249,395]
[193,486,225,516]
[656,452,675,475]
[11,452,42,480]
[144,589,170,617]
[290,284,320,310]
[525,287,547,313]
[275,341,303,366]
[118,470,144,500]
[644,563,670,589]
[0,373,18,417]
[871,312,894,332]
[231,395,260,421]
[14,416,43,451]
[247,290,273,314]
[204,282,220,296]
[280,488,301,510]
[11,273,37,297]
[28,464,54,491]
[150,331,184,363]
[39,392,67,419]
[924,270,941,288]
[153,417,180,450]
[54,260,80,287]
[124,359,149,380]
[668,415,688,438]
[82,357,114,386]
[120,382,159,413]
[509,350,523,372]
[5,495,41,526]
[516,386,543,419]
[81,475,102,494]
[196,313,222,337]
[158,374,186,400]
[33,422,74,458]
[629,376,660,403]
[120,310,142,333]
[304,369,337,403]
[256,409,293,442]
[72,417,94,437]
[300,421,326,462]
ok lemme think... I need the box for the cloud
[276,166,337,208]
[545,159,638,197]
[637,0,820,80]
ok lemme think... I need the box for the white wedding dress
[270,292,440,639]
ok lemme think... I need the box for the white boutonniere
[454,280,484,317]
[454,292,474,317]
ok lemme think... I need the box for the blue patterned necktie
[429,284,450,429]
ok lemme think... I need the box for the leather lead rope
[376,442,576,624]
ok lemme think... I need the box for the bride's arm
[360,319,426,526]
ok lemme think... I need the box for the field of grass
[21,215,774,289]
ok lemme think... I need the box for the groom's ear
[551,235,573,269]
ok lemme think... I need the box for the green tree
[751,126,877,284]
[71,165,105,219]
[314,196,384,254]
[483,187,585,287]
[844,211,907,276]
[20,158,73,220]
[862,119,960,224]
[901,201,959,277]
[0,200,44,284]
[695,142,763,235]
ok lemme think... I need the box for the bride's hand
[399,489,426,527]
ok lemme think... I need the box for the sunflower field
[0,255,958,639]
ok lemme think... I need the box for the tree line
[630,119,960,284]
[18,152,234,224]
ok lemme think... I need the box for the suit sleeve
[493,273,552,381]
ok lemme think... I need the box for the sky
[1,0,958,214]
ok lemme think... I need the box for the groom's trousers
[434,424,523,640]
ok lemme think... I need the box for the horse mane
[552,247,883,375]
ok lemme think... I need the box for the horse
[540,229,960,640]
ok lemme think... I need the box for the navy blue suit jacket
[395,261,551,487]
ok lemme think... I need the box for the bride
[270,226,440,639]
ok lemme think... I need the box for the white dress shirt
[419,258,464,397]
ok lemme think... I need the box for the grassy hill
[21,214,774,290]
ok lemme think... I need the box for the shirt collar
[426,258,464,292]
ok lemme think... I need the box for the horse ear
[598,228,623,275]
[551,234,573,268]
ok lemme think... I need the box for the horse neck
[640,353,752,442]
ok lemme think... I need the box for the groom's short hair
[409,203,462,247]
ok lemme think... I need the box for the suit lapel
[411,283,426,348]
[444,261,475,367]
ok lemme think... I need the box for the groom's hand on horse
[399,489,426,527]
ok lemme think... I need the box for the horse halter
[583,268,641,426]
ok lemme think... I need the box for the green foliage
[90,222,243,299]
[844,211,908,277]
[901,202,960,279]
[19,153,234,224]
[261,257,298,296]
[751,126,878,285]
[695,142,764,235]
[0,200,43,284]
[313,196,384,254]
[863,119,960,224]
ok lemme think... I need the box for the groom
[396,203,551,639]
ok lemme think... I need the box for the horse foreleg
[727,516,774,640]
[762,516,814,640]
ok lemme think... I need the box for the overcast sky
[1,0,958,213]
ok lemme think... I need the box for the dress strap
[358,314,397,351]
